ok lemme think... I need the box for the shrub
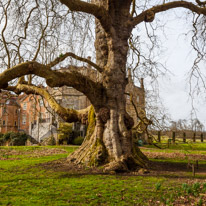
[0,132,29,146]
[3,132,13,141]
[72,136,84,145]
[41,135,56,146]
[0,133,4,145]
[58,122,73,144]
[47,136,56,145]
[10,132,28,146]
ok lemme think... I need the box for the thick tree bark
[68,4,149,171]
[68,103,149,172]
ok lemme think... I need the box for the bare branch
[59,0,111,32]
[196,0,206,7]
[0,61,105,107]
[6,83,90,123]
[1,0,12,69]
[130,1,206,28]
[131,0,136,17]
[16,0,39,63]
[48,52,103,72]
[32,5,49,61]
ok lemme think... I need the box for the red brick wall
[18,95,48,134]
[0,104,19,133]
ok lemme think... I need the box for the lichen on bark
[85,105,96,140]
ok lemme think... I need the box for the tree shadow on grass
[36,158,206,180]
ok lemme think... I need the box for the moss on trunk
[68,105,149,172]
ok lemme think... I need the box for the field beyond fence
[150,130,206,145]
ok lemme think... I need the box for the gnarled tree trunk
[68,8,149,171]
[68,98,149,172]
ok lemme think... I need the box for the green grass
[142,142,206,153]
[0,145,206,205]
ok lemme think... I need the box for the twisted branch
[6,83,91,124]
[130,1,206,28]
[59,0,111,32]
[48,52,103,73]
[0,61,104,107]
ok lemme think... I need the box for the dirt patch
[36,149,206,181]
[27,148,67,157]
[143,151,206,161]
[37,157,206,177]
[38,158,104,175]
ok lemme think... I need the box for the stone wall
[30,122,57,142]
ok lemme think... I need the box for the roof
[5,98,20,107]
[0,91,20,107]
[17,93,28,101]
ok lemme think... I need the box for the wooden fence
[151,130,206,143]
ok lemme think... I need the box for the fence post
[192,164,195,177]
[167,139,170,148]
[183,132,186,143]
[172,131,175,143]
[201,133,204,142]
[193,132,196,142]
[158,131,161,142]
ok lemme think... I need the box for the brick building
[0,67,145,142]
[0,92,20,133]
[0,92,50,138]
[18,94,50,135]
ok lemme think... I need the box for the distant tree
[190,118,205,132]
[169,118,204,132]
[146,90,171,132]
[176,119,189,131]
[0,0,206,171]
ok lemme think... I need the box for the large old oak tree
[0,0,206,171]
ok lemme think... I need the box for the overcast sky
[152,10,206,127]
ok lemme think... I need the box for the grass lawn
[0,145,206,205]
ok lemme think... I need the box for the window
[39,112,44,119]
[136,95,140,103]
[3,120,5,126]
[22,115,26,125]
[23,102,27,110]
[68,103,74,109]
[14,121,17,126]
[45,112,49,119]
[73,100,79,110]
[3,107,6,114]
[39,99,44,107]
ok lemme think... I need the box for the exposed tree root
[67,106,149,172]
[68,135,149,172]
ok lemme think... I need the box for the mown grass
[142,142,206,153]
[0,145,206,205]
